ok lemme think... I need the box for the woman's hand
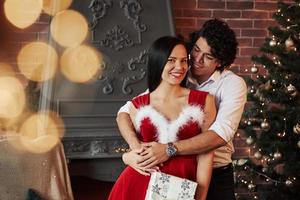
[122,147,159,176]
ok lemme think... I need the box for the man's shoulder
[221,70,246,83]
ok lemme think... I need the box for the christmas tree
[234,1,300,200]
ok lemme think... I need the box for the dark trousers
[206,163,236,200]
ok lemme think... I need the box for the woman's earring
[188,54,191,70]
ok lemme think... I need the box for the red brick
[17,23,49,33]
[229,65,240,73]
[226,20,253,28]
[233,138,249,148]
[175,28,181,35]
[235,56,252,66]
[173,9,183,17]
[253,38,266,47]
[226,1,254,10]
[269,11,277,19]
[213,10,241,18]
[196,18,211,28]
[38,33,50,42]
[240,47,260,56]
[178,28,197,40]
[4,42,22,54]
[175,18,196,28]
[237,38,252,47]
[172,0,196,9]
[182,9,212,18]
[38,13,51,23]
[198,1,225,9]
[254,20,278,28]
[9,32,38,42]
[233,28,241,37]
[241,11,268,19]
[255,2,277,11]
[233,147,250,158]
[241,29,267,37]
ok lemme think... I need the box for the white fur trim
[134,105,204,144]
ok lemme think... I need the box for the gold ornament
[285,179,293,187]
[261,119,270,131]
[271,79,278,85]
[269,36,277,47]
[286,84,296,93]
[290,91,298,97]
[246,136,254,145]
[273,152,282,160]
[285,37,294,48]
[250,86,256,94]
[297,140,300,148]
[247,182,256,191]
[251,65,258,73]
[277,131,286,138]
[293,123,300,134]
[254,151,262,159]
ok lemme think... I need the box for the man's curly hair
[188,18,238,71]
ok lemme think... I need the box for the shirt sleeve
[208,76,247,142]
[117,89,149,115]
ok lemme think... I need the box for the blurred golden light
[50,9,88,47]
[60,45,103,83]
[0,63,15,76]
[19,111,65,153]
[4,0,42,29]
[17,42,58,82]
[0,76,26,119]
[43,0,73,16]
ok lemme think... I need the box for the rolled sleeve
[209,76,247,142]
[117,101,131,114]
[117,89,149,115]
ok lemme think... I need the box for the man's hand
[139,142,169,168]
[122,148,159,176]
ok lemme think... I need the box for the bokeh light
[60,45,103,83]
[4,0,42,29]
[17,42,58,82]
[18,111,65,153]
[43,0,73,16]
[0,76,26,119]
[50,9,88,47]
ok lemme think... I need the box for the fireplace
[52,0,175,181]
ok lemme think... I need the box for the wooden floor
[71,176,114,200]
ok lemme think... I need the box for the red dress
[108,90,208,200]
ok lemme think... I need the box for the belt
[212,163,232,173]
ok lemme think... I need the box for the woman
[108,36,216,200]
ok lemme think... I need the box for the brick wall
[171,0,291,159]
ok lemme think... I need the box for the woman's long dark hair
[147,36,188,92]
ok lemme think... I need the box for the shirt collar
[188,70,222,87]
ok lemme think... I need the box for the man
[117,19,247,200]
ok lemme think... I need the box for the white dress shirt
[118,70,247,168]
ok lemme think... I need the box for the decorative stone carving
[89,0,113,29]
[89,0,146,49]
[100,25,134,51]
[63,139,128,158]
[90,141,108,156]
[122,49,147,94]
[99,50,147,95]
[120,0,147,43]
[64,141,90,153]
